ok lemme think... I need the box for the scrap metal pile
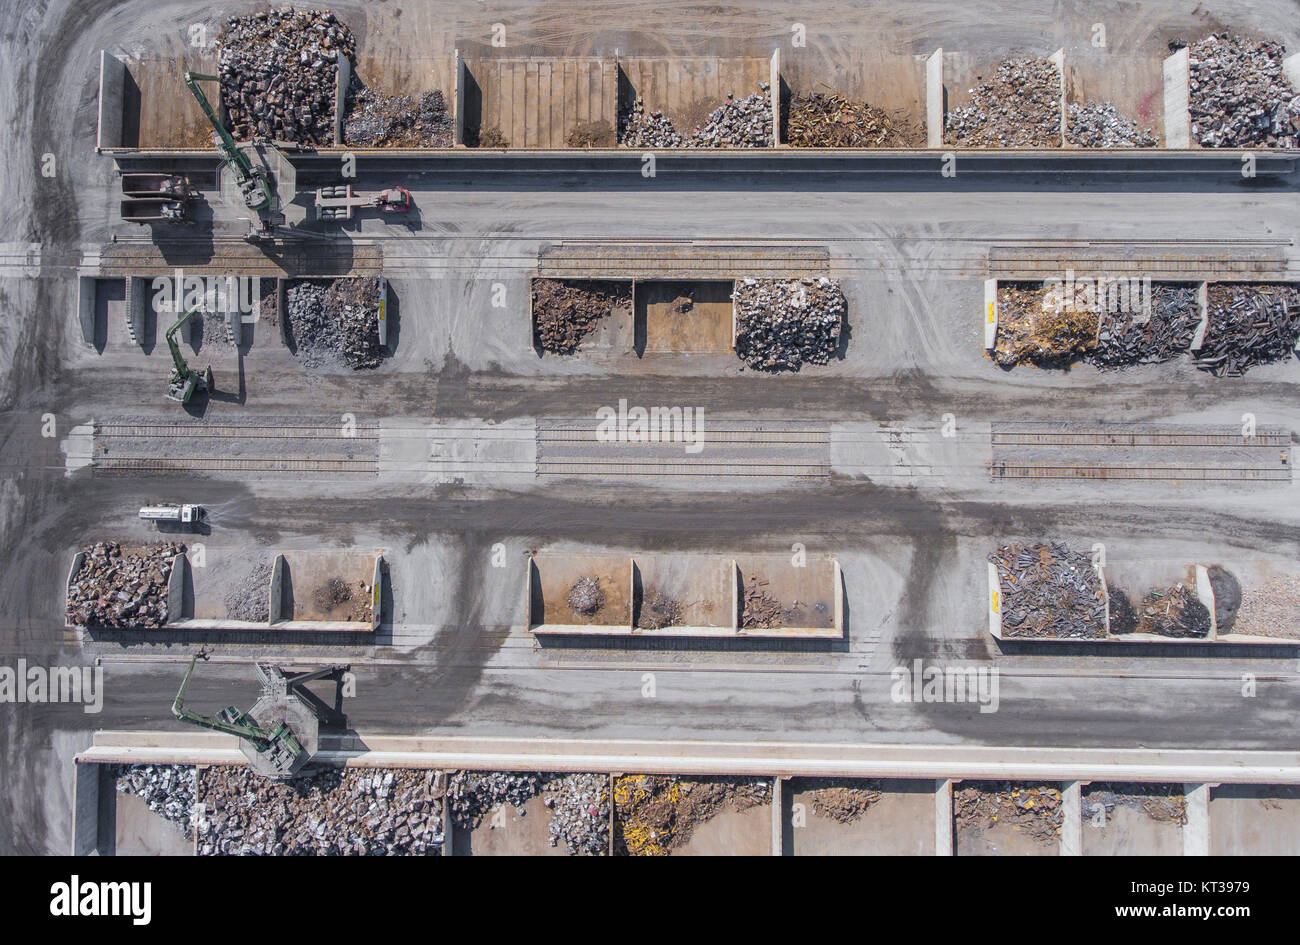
[741,579,796,629]
[566,576,606,616]
[692,87,773,147]
[945,58,1062,148]
[1088,283,1200,368]
[532,279,629,354]
[1083,783,1188,825]
[990,542,1108,639]
[286,278,384,369]
[1134,581,1212,638]
[217,8,355,144]
[733,277,846,371]
[613,775,770,856]
[804,778,884,824]
[787,92,918,147]
[954,781,1063,845]
[1066,101,1157,148]
[619,85,772,148]
[1187,34,1300,148]
[448,770,610,855]
[196,766,445,855]
[636,585,684,629]
[1193,283,1300,377]
[115,765,195,838]
[993,283,1098,368]
[344,87,453,147]
[66,542,184,629]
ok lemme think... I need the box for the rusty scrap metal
[1193,283,1300,376]
[787,92,918,148]
[990,542,1107,639]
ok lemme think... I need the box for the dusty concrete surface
[114,791,192,856]
[787,777,935,855]
[1209,785,1300,855]
[456,794,566,855]
[2,0,1300,855]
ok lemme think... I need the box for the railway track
[989,463,1292,482]
[991,429,1291,448]
[92,419,379,477]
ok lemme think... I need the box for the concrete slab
[456,794,566,855]
[529,552,630,629]
[674,805,770,855]
[1209,784,1300,855]
[1082,783,1185,856]
[638,280,734,354]
[279,550,377,623]
[114,791,192,856]
[787,778,935,855]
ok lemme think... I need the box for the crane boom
[183,71,272,212]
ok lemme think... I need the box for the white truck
[139,504,204,526]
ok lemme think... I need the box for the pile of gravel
[733,277,846,371]
[945,58,1062,148]
[116,765,195,838]
[1187,33,1300,148]
[1067,101,1157,148]
[217,8,355,144]
[224,561,272,622]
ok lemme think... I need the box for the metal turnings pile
[733,277,846,371]
[945,58,1062,147]
[1135,581,1213,638]
[993,283,1098,368]
[1066,101,1157,148]
[990,542,1108,639]
[344,87,453,147]
[1193,283,1300,377]
[955,781,1063,845]
[66,542,184,629]
[115,765,195,838]
[217,9,355,144]
[787,92,918,147]
[613,775,771,856]
[1088,283,1199,368]
[286,278,384,369]
[619,85,772,147]
[1186,34,1300,149]
[196,766,445,855]
[531,279,630,354]
[448,770,610,855]
[636,585,684,629]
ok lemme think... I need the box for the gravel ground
[1230,575,1300,639]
